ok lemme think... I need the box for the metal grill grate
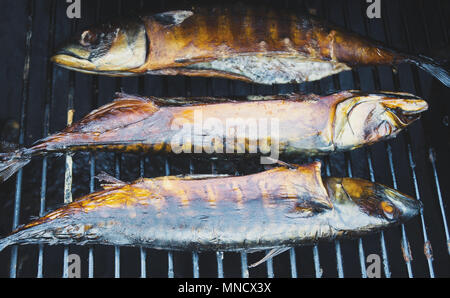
[0,0,449,278]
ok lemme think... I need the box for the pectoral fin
[285,200,331,219]
[153,10,194,26]
[248,247,291,268]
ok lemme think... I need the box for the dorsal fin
[114,92,151,102]
[153,10,194,26]
[146,93,323,107]
[96,171,127,189]
[152,174,232,181]
[64,94,160,134]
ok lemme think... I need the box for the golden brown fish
[52,7,450,86]
[0,90,427,182]
[0,162,421,266]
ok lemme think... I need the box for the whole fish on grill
[0,91,427,182]
[52,6,450,87]
[0,161,421,266]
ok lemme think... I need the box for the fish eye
[380,201,395,220]
[80,30,98,46]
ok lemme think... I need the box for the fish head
[52,19,147,75]
[324,177,421,233]
[333,91,428,150]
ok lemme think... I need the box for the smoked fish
[0,91,427,182]
[52,7,450,87]
[0,162,421,264]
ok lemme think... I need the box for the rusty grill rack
[0,0,449,278]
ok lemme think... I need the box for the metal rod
[114,154,122,278]
[189,160,200,278]
[366,149,391,277]
[164,158,174,278]
[394,1,435,276]
[386,144,414,277]
[211,161,225,278]
[319,1,347,278]
[266,249,274,278]
[86,0,102,279]
[312,245,321,278]
[423,0,450,257]
[233,165,249,279]
[324,158,344,277]
[428,149,450,255]
[37,0,56,279]
[62,17,77,279]
[9,0,34,278]
[88,153,96,278]
[240,251,249,278]
[289,248,297,278]
[138,0,148,278]
[139,157,147,278]
[340,0,370,278]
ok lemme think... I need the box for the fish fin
[64,96,159,134]
[285,201,330,218]
[261,157,299,169]
[113,92,151,102]
[0,141,20,152]
[174,174,232,180]
[96,171,127,188]
[153,10,194,26]
[248,247,291,268]
[409,54,450,88]
[0,149,32,183]
[0,235,13,252]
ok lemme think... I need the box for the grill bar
[340,0,371,278]
[289,248,297,278]
[397,3,436,277]
[188,160,200,278]
[89,154,95,278]
[422,0,450,257]
[366,149,391,277]
[240,252,249,278]
[37,0,58,278]
[210,161,225,278]
[323,158,345,278]
[62,17,77,279]
[266,250,274,278]
[9,0,35,278]
[232,166,250,279]
[2,0,449,278]
[359,0,393,277]
[139,158,147,278]
[164,159,175,278]
[114,154,122,278]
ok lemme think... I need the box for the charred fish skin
[51,7,450,87]
[0,91,427,182]
[0,162,421,253]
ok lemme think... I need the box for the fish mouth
[51,53,97,72]
[382,98,429,126]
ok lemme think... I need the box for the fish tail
[0,148,33,182]
[408,54,450,87]
[0,235,13,252]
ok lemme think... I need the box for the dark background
[0,0,448,278]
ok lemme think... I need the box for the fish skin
[0,162,421,253]
[51,6,450,86]
[0,91,428,182]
